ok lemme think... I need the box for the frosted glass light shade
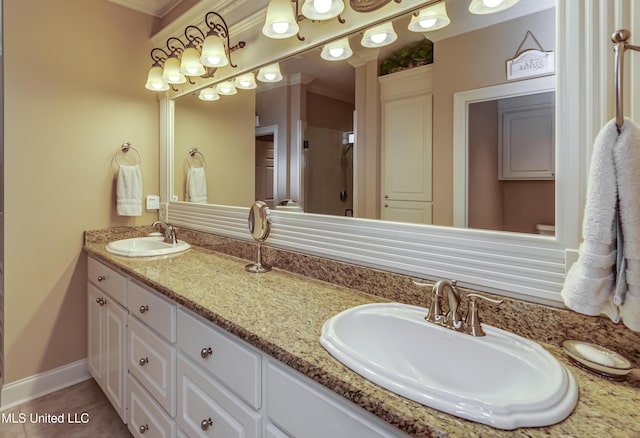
[199,88,220,101]
[361,22,397,48]
[257,63,283,82]
[321,38,353,61]
[301,0,344,20]
[145,66,169,91]
[469,0,519,14]
[263,0,299,39]
[162,56,187,84]
[179,47,206,76]
[200,35,229,68]
[235,73,257,89]
[408,2,450,32]
[216,81,237,95]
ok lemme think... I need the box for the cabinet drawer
[129,281,176,343]
[128,374,176,438]
[88,257,127,306]
[267,362,402,438]
[177,309,261,409]
[128,315,176,416]
[177,355,261,438]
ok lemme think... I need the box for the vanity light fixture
[235,72,258,89]
[469,0,519,15]
[262,0,300,39]
[408,2,450,32]
[144,11,246,92]
[161,55,187,84]
[179,33,207,77]
[257,63,283,82]
[145,63,170,91]
[263,0,347,41]
[200,11,246,68]
[361,21,397,48]
[301,0,344,21]
[321,37,353,61]
[198,87,220,101]
[216,80,238,95]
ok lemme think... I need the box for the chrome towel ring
[188,147,206,169]
[115,142,141,166]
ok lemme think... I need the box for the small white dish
[562,340,633,379]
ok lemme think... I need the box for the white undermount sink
[320,302,578,430]
[106,236,190,257]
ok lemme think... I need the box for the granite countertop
[84,230,640,438]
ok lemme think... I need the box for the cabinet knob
[384,203,389,208]
[139,305,149,314]
[384,194,389,199]
[97,275,106,282]
[95,297,106,306]
[139,424,149,434]
[139,357,149,366]
[200,347,213,359]
[201,418,213,431]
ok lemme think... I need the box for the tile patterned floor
[0,379,131,437]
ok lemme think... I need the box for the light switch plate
[146,195,160,210]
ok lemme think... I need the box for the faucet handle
[464,293,503,337]
[412,279,431,287]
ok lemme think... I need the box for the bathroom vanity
[84,228,639,438]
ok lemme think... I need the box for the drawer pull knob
[200,347,213,359]
[201,418,213,431]
[95,297,106,306]
[139,305,149,314]
[97,275,106,282]
[139,357,149,366]
[139,424,149,434]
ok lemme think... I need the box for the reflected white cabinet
[87,257,128,423]
[498,92,555,180]
[380,65,434,224]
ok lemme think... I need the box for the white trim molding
[0,359,91,411]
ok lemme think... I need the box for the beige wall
[174,91,256,206]
[432,8,555,226]
[3,0,159,384]
[307,92,354,132]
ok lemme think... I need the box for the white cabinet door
[103,295,127,422]
[129,374,176,438]
[128,315,177,417]
[499,95,555,180]
[176,355,261,438]
[381,93,433,203]
[87,283,104,387]
[87,277,127,423]
[266,361,406,438]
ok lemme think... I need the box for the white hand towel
[613,118,640,330]
[186,167,208,204]
[561,118,640,332]
[116,164,142,216]
[561,119,618,317]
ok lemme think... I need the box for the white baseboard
[0,359,91,411]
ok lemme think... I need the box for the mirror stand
[245,201,272,273]
[245,241,271,273]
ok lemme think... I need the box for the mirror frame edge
[160,0,624,305]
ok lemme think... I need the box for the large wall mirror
[161,0,617,304]
[172,0,555,235]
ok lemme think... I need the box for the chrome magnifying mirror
[245,201,272,273]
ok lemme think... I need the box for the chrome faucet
[413,279,503,336]
[152,221,178,244]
